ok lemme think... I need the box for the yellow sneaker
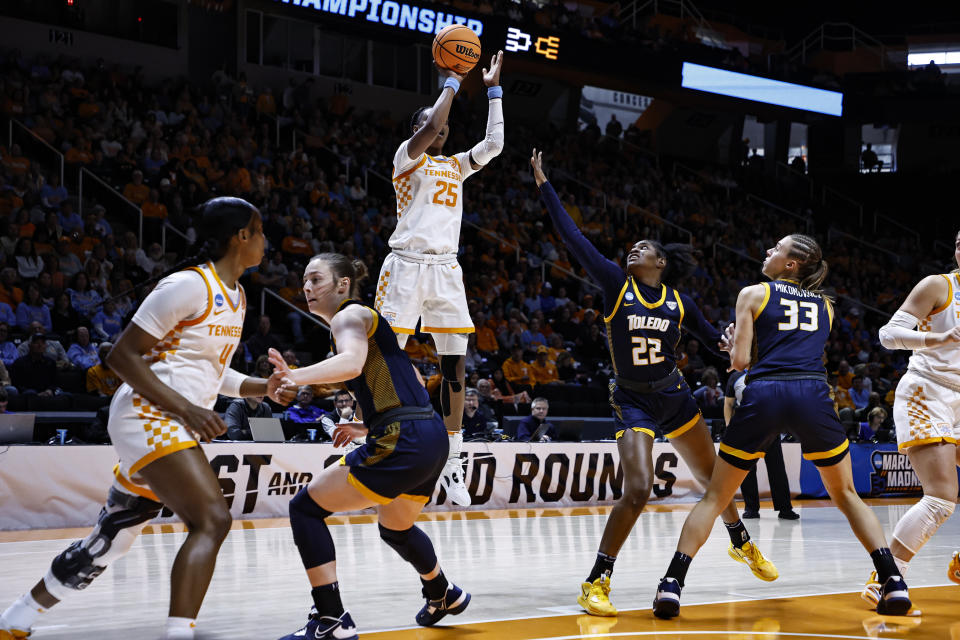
[0,629,31,639]
[728,541,778,582]
[949,551,960,585]
[577,575,618,616]
[861,571,881,607]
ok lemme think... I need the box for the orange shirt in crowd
[502,357,532,385]
[123,182,150,205]
[142,201,168,219]
[476,324,498,352]
[530,360,559,385]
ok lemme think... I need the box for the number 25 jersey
[390,138,479,256]
[749,278,833,379]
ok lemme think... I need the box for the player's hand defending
[482,50,504,86]
[333,423,368,448]
[530,148,547,187]
[719,322,735,353]
[178,403,227,443]
[267,371,297,405]
[267,347,293,377]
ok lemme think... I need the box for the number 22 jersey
[390,139,480,256]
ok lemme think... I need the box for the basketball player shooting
[375,49,504,506]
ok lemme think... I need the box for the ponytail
[788,234,833,300]
[312,253,369,298]
[648,240,698,286]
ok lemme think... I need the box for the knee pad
[289,488,335,568]
[46,486,162,599]
[892,495,955,554]
[434,333,468,356]
[378,523,437,574]
[440,355,463,387]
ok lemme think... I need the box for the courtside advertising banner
[0,442,802,530]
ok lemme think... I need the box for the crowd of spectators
[0,46,942,446]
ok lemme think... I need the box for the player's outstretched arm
[267,307,370,385]
[469,50,505,170]
[406,66,466,160]
[530,148,622,291]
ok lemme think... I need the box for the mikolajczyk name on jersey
[627,314,670,332]
[772,282,820,298]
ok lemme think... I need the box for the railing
[260,287,328,331]
[363,166,392,199]
[785,22,888,69]
[827,228,900,262]
[462,219,522,263]
[619,0,713,32]
[600,134,660,170]
[162,222,191,255]
[8,119,64,186]
[775,161,815,200]
[746,194,812,231]
[713,242,761,264]
[292,129,351,181]
[78,167,143,247]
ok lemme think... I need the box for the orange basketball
[432,25,482,75]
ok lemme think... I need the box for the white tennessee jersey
[128,261,246,409]
[909,272,960,390]
[390,138,480,255]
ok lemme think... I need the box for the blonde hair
[788,234,832,300]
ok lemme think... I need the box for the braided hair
[410,106,430,132]
[787,233,831,297]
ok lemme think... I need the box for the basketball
[432,24,481,74]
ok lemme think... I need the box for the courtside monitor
[681,62,844,117]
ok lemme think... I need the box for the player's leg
[375,253,422,346]
[378,498,470,627]
[952,444,960,585]
[671,417,777,581]
[423,262,474,506]
[578,427,654,616]
[136,447,234,638]
[279,463,376,640]
[0,482,163,638]
[815,455,910,615]
[654,457,749,619]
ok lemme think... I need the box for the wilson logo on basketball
[455,44,480,59]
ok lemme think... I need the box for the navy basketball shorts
[719,378,849,471]
[609,379,703,441]
[342,413,449,504]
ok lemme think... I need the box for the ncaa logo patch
[625,292,635,301]
[666,301,678,311]
[214,293,225,307]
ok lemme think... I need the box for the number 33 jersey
[748,278,832,379]
[390,138,479,256]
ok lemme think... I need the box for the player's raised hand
[530,148,548,187]
[437,64,467,84]
[482,50,504,86]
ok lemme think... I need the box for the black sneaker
[652,577,682,619]
[741,510,759,519]
[276,608,358,640]
[416,584,471,627]
[778,510,800,520]
[875,575,911,616]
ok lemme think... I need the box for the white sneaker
[440,456,471,506]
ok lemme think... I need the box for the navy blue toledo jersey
[332,299,431,433]
[604,278,685,383]
[748,279,833,379]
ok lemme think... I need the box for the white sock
[448,431,463,460]
[1,593,46,631]
[165,616,196,639]
[893,556,909,577]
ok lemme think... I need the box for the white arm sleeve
[131,270,208,339]
[220,367,249,398]
[468,97,504,169]
[879,310,926,350]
